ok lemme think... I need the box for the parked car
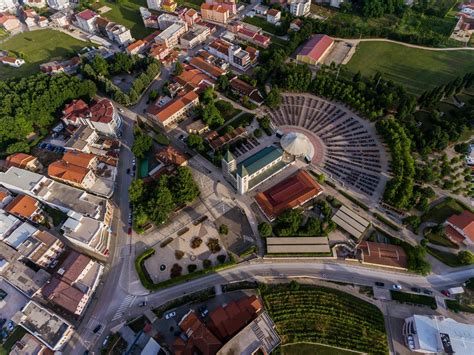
[375,282,385,287]
[126,168,130,175]
[441,290,450,297]
[411,287,421,293]
[102,335,110,347]
[93,325,102,334]
[138,301,147,307]
[198,305,208,318]
[423,289,433,295]
[127,226,132,235]
[118,108,124,113]
[165,311,176,320]
[392,284,402,290]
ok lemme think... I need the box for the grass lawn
[0,28,8,40]
[183,0,204,10]
[0,30,90,80]
[424,228,459,249]
[426,246,464,267]
[93,0,154,39]
[445,299,474,314]
[345,41,474,95]
[215,100,242,121]
[421,197,466,223]
[282,342,361,355]
[243,16,281,36]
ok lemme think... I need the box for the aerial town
[0,0,473,354]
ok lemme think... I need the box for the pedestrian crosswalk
[111,294,136,322]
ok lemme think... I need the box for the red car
[441,290,450,297]
[128,227,132,235]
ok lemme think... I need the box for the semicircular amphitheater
[267,93,389,199]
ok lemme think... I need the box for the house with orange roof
[184,8,200,26]
[126,39,146,55]
[189,56,226,79]
[0,56,25,68]
[0,13,21,32]
[147,90,199,129]
[5,194,43,222]
[176,310,222,355]
[266,8,281,24]
[174,67,214,90]
[201,3,229,24]
[205,0,237,15]
[149,42,171,61]
[62,151,98,170]
[48,160,96,190]
[155,145,188,167]
[0,188,13,208]
[162,0,177,12]
[445,210,474,245]
[5,153,43,172]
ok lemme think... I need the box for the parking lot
[324,41,354,65]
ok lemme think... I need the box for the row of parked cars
[374,282,433,295]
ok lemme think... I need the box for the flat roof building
[255,170,323,221]
[331,205,370,240]
[357,241,407,269]
[403,315,474,355]
[266,237,331,254]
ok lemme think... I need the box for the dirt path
[333,37,474,51]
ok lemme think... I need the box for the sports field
[0,30,89,80]
[345,41,474,95]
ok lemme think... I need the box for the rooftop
[331,205,370,240]
[447,210,474,242]
[48,160,89,185]
[156,146,187,167]
[357,241,407,269]
[237,146,283,177]
[76,9,97,21]
[5,153,36,170]
[90,99,115,124]
[298,34,334,62]
[5,194,40,219]
[189,57,226,79]
[62,151,96,168]
[148,90,199,123]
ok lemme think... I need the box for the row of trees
[82,54,160,106]
[0,73,96,155]
[131,127,153,159]
[129,166,200,229]
[376,119,415,210]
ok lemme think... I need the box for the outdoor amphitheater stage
[267,93,389,200]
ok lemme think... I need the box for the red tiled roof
[174,68,214,88]
[48,160,89,184]
[447,210,474,242]
[90,99,115,124]
[445,225,466,244]
[41,276,85,315]
[156,145,187,166]
[178,311,222,355]
[5,153,36,169]
[77,9,97,21]
[148,90,199,123]
[5,194,39,219]
[0,13,18,24]
[255,170,322,220]
[357,241,407,269]
[189,56,225,79]
[62,99,90,123]
[58,251,92,284]
[126,40,145,53]
[62,151,96,169]
[298,34,334,62]
[267,9,280,16]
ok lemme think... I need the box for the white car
[165,311,176,320]
[392,284,402,290]
[118,108,124,113]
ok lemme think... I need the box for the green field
[421,198,466,223]
[0,30,90,80]
[345,41,474,95]
[262,284,388,354]
[282,342,361,355]
[93,0,155,39]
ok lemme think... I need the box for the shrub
[207,238,222,253]
[175,250,184,260]
[203,259,212,268]
[217,254,227,264]
[187,264,197,273]
[191,237,203,249]
[458,250,474,265]
[253,128,263,138]
[219,224,229,235]
[258,222,272,237]
[170,263,183,278]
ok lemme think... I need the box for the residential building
[186,119,209,135]
[156,21,187,47]
[205,0,236,15]
[2,222,38,257]
[63,151,98,170]
[149,42,171,60]
[356,241,407,269]
[50,10,70,27]
[230,23,271,48]
[4,194,42,222]
[0,167,113,228]
[0,188,13,208]
[147,90,199,129]
[48,160,96,190]
[290,0,311,17]
[75,9,98,33]
[331,205,370,240]
[126,39,146,54]
[184,8,200,26]
[222,146,289,195]
[41,250,104,316]
[105,22,134,46]
[156,145,188,167]
[175,310,222,354]
[229,77,264,105]
[174,67,214,91]
[208,38,251,71]
[140,6,159,28]
[207,295,262,340]
[290,18,302,31]
[25,230,64,268]
[64,125,100,153]
[180,24,210,48]
[88,99,121,136]
[201,3,229,24]
[0,12,20,31]
[37,15,48,28]
[158,13,181,29]
[61,211,108,254]
[10,333,49,355]
[24,0,46,8]
[47,0,69,10]
[12,301,74,351]
[403,315,474,355]
[254,4,268,15]
[21,8,37,27]
[61,99,90,126]
[189,56,226,79]
[147,0,161,10]
[5,153,42,171]
[216,312,280,355]
[0,210,20,239]
[266,8,281,24]
[40,56,81,75]
[143,30,161,46]
[162,0,177,12]
[445,210,474,245]
[0,56,24,67]
[296,34,334,65]
[255,170,323,221]
[0,0,18,13]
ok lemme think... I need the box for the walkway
[333,37,474,51]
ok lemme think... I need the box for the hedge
[391,290,437,309]
[445,299,474,314]
[135,248,156,289]
[373,212,401,231]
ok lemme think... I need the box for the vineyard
[261,284,388,354]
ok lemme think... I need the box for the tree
[129,179,146,205]
[201,87,215,105]
[275,209,303,236]
[265,87,282,108]
[149,89,159,102]
[202,103,224,127]
[149,181,174,225]
[253,128,263,138]
[131,131,152,159]
[91,55,109,76]
[219,224,229,235]
[6,141,30,154]
[175,61,184,75]
[111,52,132,74]
[170,166,200,205]
[458,251,474,265]
[187,133,204,151]
[217,74,230,91]
[258,222,272,237]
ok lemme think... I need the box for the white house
[266,8,281,25]
[0,56,25,67]
[105,22,133,46]
[75,9,98,33]
[290,0,311,17]
[47,0,69,10]
[0,0,18,13]
[147,0,161,10]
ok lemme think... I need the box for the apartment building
[61,211,108,255]
[157,21,187,47]
[208,38,251,71]
[290,0,311,17]
[75,9,98,33]
[147,90,199,129]
[201,3,229,24]
[180,24,210,48]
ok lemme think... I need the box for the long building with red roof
[445,210,474,245]
[255,170,323,221]
[296,34,334,66]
